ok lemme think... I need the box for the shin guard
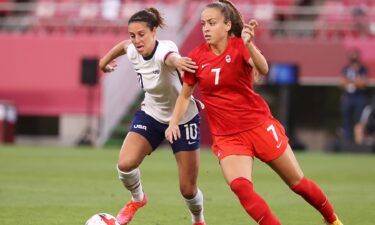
[230,177,281,225]
[291,177,336,223]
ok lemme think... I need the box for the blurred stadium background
[0,0,375,151]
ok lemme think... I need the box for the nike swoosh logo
[201,63,209,69]
[188,141,196,145]
[276,141,282,149]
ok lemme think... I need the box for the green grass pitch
[0,145,374,225]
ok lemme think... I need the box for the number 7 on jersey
[211,68,221,85]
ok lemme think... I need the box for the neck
[210,38,229,55]
[142,40,157,58]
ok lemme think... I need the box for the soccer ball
[85,213,120,225]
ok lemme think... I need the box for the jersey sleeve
[182,51,198,85]
[155,41,179,64]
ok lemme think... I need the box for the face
[128,22,157,57]
[201,7,231,45]
[350,51,359,63]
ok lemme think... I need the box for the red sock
[291,177,336,223]
[230,177,281,225]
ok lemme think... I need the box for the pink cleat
[193,222,206,225]
[116,194,147,225]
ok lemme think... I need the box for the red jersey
[183,37,271,135]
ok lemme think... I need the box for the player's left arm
[242,19,269,75]
[164,53,198,73]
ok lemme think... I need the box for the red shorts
[211,116,289,162]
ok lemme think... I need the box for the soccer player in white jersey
[99,8,206,225]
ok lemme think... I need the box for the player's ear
[151,27,157,36]
[225,20,231,33]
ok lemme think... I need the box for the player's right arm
[99,40,132,73]
[165,82,195,143]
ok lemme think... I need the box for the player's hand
[165,124,181,144]
[242,19,258,44]
[100,60,117,73]
[175,57,198,73]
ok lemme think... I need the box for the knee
[290,176,309,193]
[180,183,197,199]
[117,158,139,172]
[230,177,256,201]
[230,177,254,197]
[286,174,305,187]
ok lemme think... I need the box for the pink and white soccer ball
[85,213,120,225]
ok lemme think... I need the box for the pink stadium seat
[33,0,80,34]
[343,0,374,7]
[273,0,296,6]
[315,0,374,39]
[120,0,142,21]
[315,1,349,39]
[0,0,11,17]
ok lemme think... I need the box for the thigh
[130,110,165,151]
[175,150,200,187]
[212,133,253,161]
[267,145,304,187]
[118,131,153,172]
[220,155,254,184]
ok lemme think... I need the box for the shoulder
[228,37,249,55]
[229,37,245,47]
[123,40,132,52]
[154,40,179,63]
[188,42,208,59]
[158,40,178,51]
[230,37,243,43]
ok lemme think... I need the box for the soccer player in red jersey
[165,1,343,225]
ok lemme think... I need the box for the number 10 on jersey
[184,123,198,140]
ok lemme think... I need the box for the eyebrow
[129,30,146,34]
[202,18,216,22]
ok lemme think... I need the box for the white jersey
[126,40,199,124]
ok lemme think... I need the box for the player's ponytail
[206,0,244,37]
[128,7,165,30]
[220,0,244,37]
[146,8,165,29]
[206,0,244,38]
